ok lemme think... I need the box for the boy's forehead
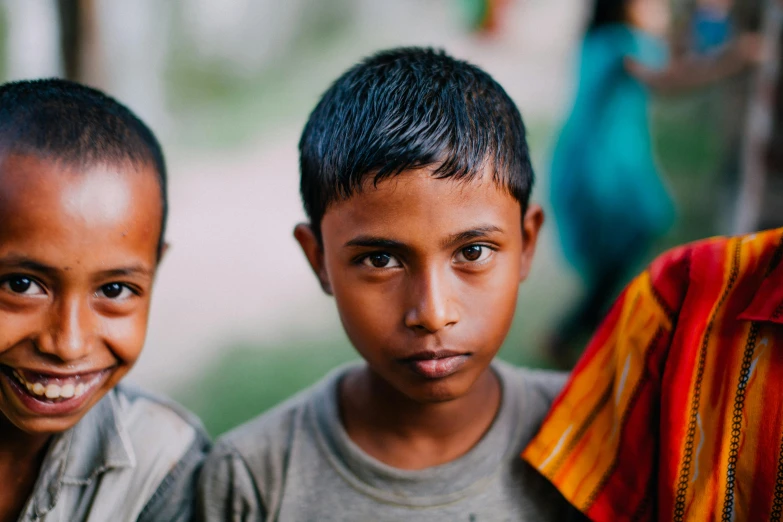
[0,154,161,250]
[0,153,154,206]
[321,167,521,242]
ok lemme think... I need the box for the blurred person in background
[691,0,734,56]
[545,0,761,367]
[458,0,511,36]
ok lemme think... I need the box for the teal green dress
[550,25,675,282]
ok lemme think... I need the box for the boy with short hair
[197,47,582,521]
[524,228,783,520]
[0,79,209,521]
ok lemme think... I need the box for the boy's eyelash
[459,243,498,253]
[353,252,392,264]
[0,273,46,288]
[108,283,142,296]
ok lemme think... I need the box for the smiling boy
[198,48,582,521]
[0,79,208,521]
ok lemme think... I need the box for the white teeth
[45,384,61,399]
[9,369,100,401]
[61,384,75,398]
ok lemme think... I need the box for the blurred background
[2,0,780,436]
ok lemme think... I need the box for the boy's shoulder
[68,382,209,464]
[207,364,347,466]
[198,365,349,519]
[495,361,568,403]
[651,228,782,274]
[50,383,210,522]
[493,361,569,435]
[115,382,208,433]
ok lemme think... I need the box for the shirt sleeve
[136,431,211,522]
[196,442,266,522]
[523,245,692,521]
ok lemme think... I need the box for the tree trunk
[57,0,102,85]
[734,0,783,232]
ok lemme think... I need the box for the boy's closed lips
[400,349,470,380]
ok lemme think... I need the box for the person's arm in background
[627,32,763,93]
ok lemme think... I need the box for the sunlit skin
[0,154,163,522]
[295,167,543,470]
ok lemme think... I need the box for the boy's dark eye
[455,245,492,264]
[98,283,132,300]
[361,253,401,269]
[370,254,391,268]
[1,276,45,296]
[102,283,122,298]
[9,276,32,293]
[461,246,483,262]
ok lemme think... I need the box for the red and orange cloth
[524,228,783,521]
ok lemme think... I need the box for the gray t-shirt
[197,361,581,522]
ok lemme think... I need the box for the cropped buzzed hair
[299,46,534,240]
[0,78,168,256]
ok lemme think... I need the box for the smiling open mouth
[0,365,107,403]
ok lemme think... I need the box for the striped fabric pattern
[523,228,783,521]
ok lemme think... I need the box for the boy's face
[0,154,162,435]
[296,168,542,403]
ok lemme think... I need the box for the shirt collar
[739,256,783,324]
[32,389,136,518]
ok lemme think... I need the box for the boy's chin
[397,373,481,404]
[1,409,81,437]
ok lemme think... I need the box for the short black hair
[588,0,628,31]
[299,47,534,240]
[0,78,167,256]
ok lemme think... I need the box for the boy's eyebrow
[343,225,504,250]
[442,225,504,248]
[0,255,153,278]
[98,266,154,278]
[344,237,406,250]
[0,256,58,275]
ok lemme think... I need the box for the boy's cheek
[0,313,41,355]
[99,295,154,356]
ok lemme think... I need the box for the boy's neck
[0,418,51,522]
[339,365,501,470]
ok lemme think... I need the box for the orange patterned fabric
[524,229,783,521]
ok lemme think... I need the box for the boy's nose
[37,297,94,362]
[404,268,460,333]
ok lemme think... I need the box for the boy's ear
[519,204,544,283]
[294,223,333,295]
[153,242,170,274]
[159,242,170,262]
